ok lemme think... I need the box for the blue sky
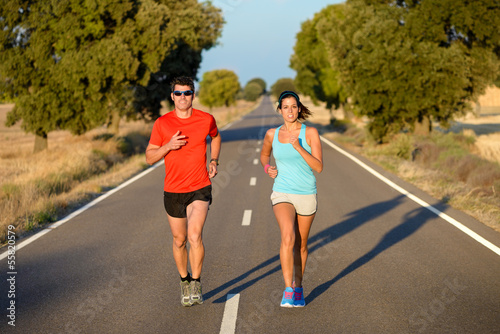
[197,0,344,89]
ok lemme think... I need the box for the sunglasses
[173,90,193,96]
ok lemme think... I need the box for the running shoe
[190,280,204,305]
[180,280,192,307]
[280,287,294,308]
[293,287,306,307]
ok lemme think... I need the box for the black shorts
[163,185,212,218]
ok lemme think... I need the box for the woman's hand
[289,134,301,150]
[266,165,278,179]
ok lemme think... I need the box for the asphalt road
[1,96,500,334]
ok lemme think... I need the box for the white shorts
[271,191,317,216]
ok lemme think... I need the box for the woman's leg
[293,213,315,287]
[273,203,297,288]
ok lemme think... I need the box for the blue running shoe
[280,287,294,308]
[293,287,306,307]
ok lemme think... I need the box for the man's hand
[167,130,187,150]
[208,161,218,178]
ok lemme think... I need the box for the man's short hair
[170,76,195,92]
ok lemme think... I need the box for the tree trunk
[109,109,121,135]
[33,131,48,153]
[339,103,353,121]
[414,115,431,136]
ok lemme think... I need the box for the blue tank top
[272,124,316,194]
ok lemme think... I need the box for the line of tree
[198,69,240,109]
[292,0,500,142]
[290,4,347,117]
[243,77,266,102]
[0,0,223,152]
[270,78,298,99]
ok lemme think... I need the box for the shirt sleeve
[208,115,218,137]
[149,119,163,146]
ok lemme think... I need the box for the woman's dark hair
[277,90,312,121]
[170,76,195,92]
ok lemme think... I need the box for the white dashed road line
[219,294,240,334]
[242,210,252,226]
[250,177,257,186]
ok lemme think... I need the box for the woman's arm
[260,129,278,178]
[290,126,323,173]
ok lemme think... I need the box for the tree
[290,4,347,115]
[246,78,266,93]
[320,0,500,142]
[198,69,240,108]
[133,0,224,121]
[243,82,262,101]
[270,78,298,99]
[0,0,223,152]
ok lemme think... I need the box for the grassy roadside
[326,130,500,232]
[0,98,260,245]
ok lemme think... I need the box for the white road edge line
[320,136,500,257]
[0,161,164,260]
[242,210,252,226]
[219,293,240,334]
[250,177,257,186]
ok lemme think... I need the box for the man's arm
[145,130,186,165]
[208,131,221,178]
[145,143,168,165]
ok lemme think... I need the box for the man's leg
[185,200,210,279]
[167,214,189,278]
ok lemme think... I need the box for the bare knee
[173,235,187,249]
[281,233,295,249]
[295,238,308,251]
[188,232,202,247]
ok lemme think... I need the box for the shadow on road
[205,194,446,304]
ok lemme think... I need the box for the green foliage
[0,0,223,151]
[133,0,224,120]
[318,0,500,142]
[247,78,266,93]
[198,69,240,108]
[271,78,298,99]
[290,4,347,110]
[243,82,263,102]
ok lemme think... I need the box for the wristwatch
[210,158,219,166]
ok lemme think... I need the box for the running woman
[260,90,323,307]
[146,76,221,306]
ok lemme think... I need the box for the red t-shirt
[149,109,218,193]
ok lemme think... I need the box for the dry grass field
[0,99,259,244]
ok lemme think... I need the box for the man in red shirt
[146,76,221,307]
